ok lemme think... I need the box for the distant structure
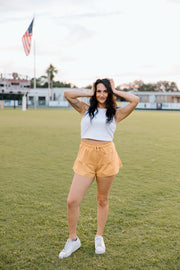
[0,73,30,94]
[0,73,30,108]
[1,73,180,110]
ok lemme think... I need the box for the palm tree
[45,64,58,89]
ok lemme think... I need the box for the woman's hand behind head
[90,83,95,96]
[108,78,115,93]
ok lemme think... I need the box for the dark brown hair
[88,78,116,123]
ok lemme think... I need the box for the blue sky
[1,0,180,87]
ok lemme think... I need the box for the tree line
[30,64,77,89]
[116,80,179,92]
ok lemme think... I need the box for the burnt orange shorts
[73,141,122,178]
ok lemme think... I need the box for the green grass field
[0,109,180,270]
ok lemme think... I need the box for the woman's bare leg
[96,175,115,236]
[67,173,94,239]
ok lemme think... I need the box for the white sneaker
[58,236,81,259]
[95,235,106,254]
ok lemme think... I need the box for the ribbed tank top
[81,108,116,141]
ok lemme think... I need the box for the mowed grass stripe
[0,109,179,270]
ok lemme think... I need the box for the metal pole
[26,92,28,109]
[33,39,36,109]
[34,40,36,89]
[14,96,16,109]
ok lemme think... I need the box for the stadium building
[0,73,30,108]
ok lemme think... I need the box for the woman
[59,78,139,259]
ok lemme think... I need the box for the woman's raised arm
[109,79,140,123]
[64,86,94,115]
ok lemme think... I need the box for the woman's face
[96,83,108,107]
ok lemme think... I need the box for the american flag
[22,18,34,56]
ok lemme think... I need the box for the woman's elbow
[131,96,140,107]
[135,96,140,104]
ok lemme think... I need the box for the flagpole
[33,16,37,109]
[34,39,36,90]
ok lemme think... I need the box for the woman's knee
[67,195,79,208]
[97,195,109,208]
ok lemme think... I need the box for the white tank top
[81,108,116,141]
